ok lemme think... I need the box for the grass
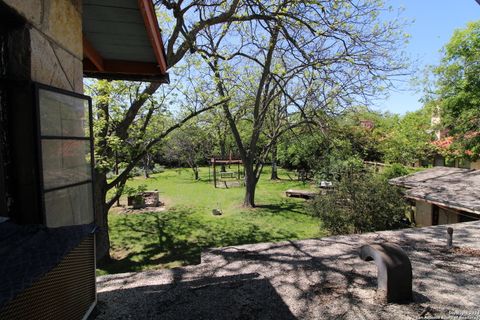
[97,167,326,275]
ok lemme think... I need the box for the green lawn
[97,167,326,275]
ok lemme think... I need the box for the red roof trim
[83,36,104,72]
[84,59,169,82]
[138,0,168,73]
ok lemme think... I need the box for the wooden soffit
[82,0,169,83]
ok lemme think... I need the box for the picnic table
[285,189,318,199]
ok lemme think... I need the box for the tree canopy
[193,0,409,206]
[90,0,411,260]
[430,20,480,160]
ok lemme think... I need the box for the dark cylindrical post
[208,162,211,182]
[212,158,217,188]
[447,227,453,248]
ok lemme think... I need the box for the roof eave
[405,194,480,216]
[137,0,168,73]
[82,0,168,82]
[84,70,169,83]
[83,56,169,83]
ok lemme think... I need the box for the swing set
[209,157,245,188]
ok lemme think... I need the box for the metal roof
[82,0,168,82]
[390,167,480,214]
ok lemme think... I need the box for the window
[36,85,95,227]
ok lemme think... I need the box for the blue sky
[377,0,479,115]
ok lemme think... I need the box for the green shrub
[309,172,409,235]
[382,163,409,180]
[315,156,365,182]
[151,164,165,174]
[124,184,148,197]
[129,167,144,177]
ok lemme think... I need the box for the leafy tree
[381,163,410,180]
[432,21,480,160]
[200,22,320,207]
[277,128,328,171]
[336,106,434,166]
[380,107,435,165]
[198,0,408,207]
[90,0,409,259]
[89,76,227,261]
[279,105,433,181]
[89,1,305,260]
[309,172,409,235]
[162,123,214,180]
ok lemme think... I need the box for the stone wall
[2,0,83,93]
[1,0,84,222]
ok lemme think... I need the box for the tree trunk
[193,166,199,180]
[243,164,256,207]
[144,154,150,178]
[270,141,279,180]
[93,170,111,262]
[219,137,227,172]
[144,167,149,178]
[115,151,120,207]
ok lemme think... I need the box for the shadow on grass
[254,201,306,216]
[98,208,300,274]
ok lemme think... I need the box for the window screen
[37,86,95,227]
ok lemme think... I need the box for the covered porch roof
[390,167,480,215]
[82,0,168,82]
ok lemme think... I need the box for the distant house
[431,136,480,169]
[430,108,480,169]
[390,167,480,227]
[359,119,375,130]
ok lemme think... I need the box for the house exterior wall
[432,156,480,170]
[415,200,461,226]
[0,2,97,319]
[415,200,433,227]
[1,0,84,222]
[2,0,83,93]
[438,207,459,225]
[471,160,480,170]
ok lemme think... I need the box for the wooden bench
[220,171,235,178]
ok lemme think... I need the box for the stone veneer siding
[3,0,83,93]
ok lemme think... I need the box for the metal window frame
[0,26,7,216]
[34,83,96,226]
